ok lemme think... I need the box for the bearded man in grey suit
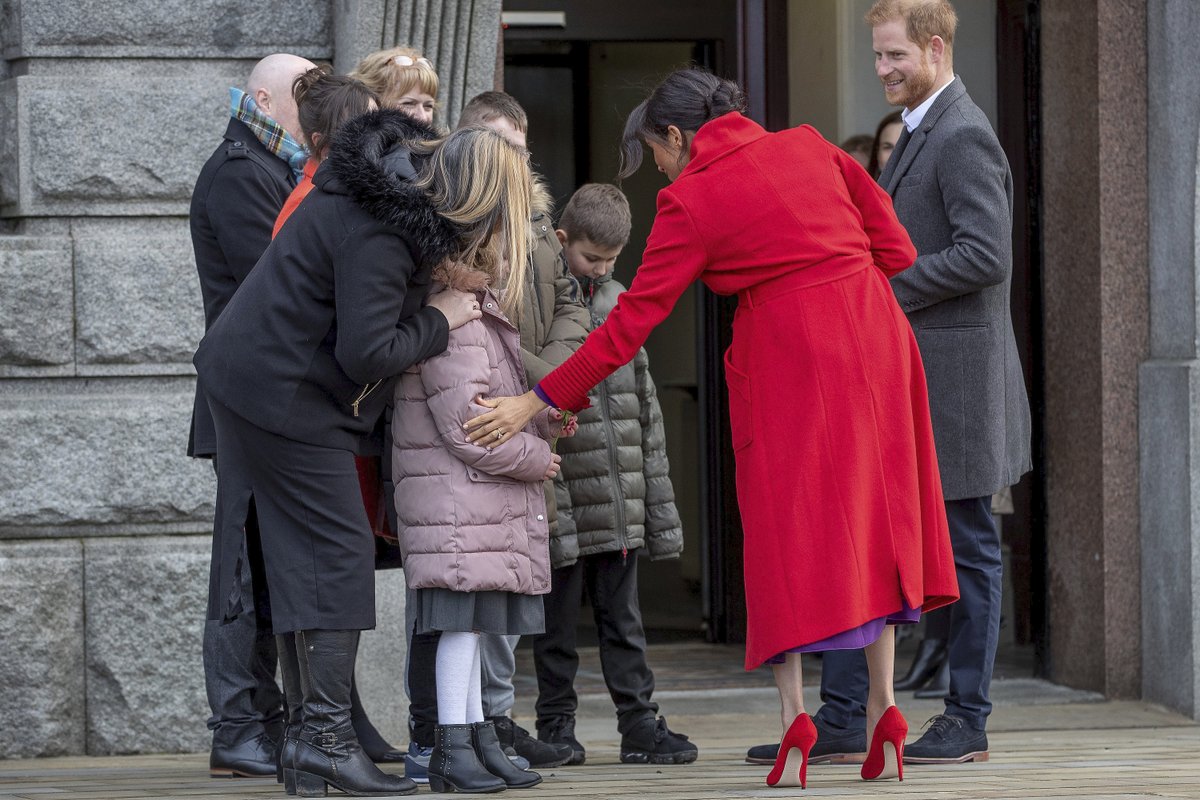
[744,0,1031,768]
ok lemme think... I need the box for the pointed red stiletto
[766,712,817,789]
[861,706,907,781]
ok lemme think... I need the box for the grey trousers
[480,633,520,718]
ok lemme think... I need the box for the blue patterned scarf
[229,87,308,182]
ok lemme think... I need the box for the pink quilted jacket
[391,264,555,595]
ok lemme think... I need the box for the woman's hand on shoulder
[465,391,548,447]
[427,287,482,330]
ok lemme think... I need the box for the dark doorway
[502,0,743,643]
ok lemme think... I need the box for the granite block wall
[0,0,409,756]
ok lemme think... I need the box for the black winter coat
[193,110,462,453]
[188,118,295,457]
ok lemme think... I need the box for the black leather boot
[276,633,304,795]
[914,656,951,699]
[894,638,947,691]
[428,724,505,794]
[473,721,541,788]
[291,630,417,797]
[350,678,404,763]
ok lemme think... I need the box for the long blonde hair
[417,126,533,318]
[350,46,440,108]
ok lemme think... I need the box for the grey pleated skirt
[412,588,544,636]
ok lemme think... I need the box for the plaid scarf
[229,87,308,182]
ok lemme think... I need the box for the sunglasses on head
[394,55,433,68]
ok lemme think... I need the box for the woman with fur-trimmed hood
[193,113,532,798]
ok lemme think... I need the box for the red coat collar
[679,112,769,177]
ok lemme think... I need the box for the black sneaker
[744,716,867,765]
[538,716,586,765]
[487,715,572,768]
[903,714,989,764]
[619,715,698,765]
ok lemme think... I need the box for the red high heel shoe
[766,713,817,789]
[861,706,907,781]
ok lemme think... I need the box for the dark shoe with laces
[619,715,698,765]
[538,716,586,765]
[210,732,278,778]
[903,714,989,764]
[488,715,572,768]
[745,714,867,765]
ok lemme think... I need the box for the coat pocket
[723,348,754,452]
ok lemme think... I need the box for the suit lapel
[883,77,968,195]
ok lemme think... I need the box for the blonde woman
[351,45,439,125]
[192,114,533,798]
[391,127,576,794]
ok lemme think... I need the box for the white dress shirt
[901,75,956,132]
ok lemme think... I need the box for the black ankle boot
[894,638,947,691]
[276,634,305,795]
[350,678,404,763]
[473,721,541,788]
[428,724,505,794]
[291,630,417,797]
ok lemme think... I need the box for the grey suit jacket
[880,77,1031,501]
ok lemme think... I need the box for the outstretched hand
[465,391,548,448]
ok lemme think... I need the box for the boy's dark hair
[559,184,632,250]
[293,65,379,159]
[619,66,747,179]
[458,90,529,133]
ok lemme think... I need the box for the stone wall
[0,0,418,758]
[1141,0,1200,720]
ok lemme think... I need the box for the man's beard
[887,58,936,109]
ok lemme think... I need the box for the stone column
[334,0,502,128]
[1040,0,1148,698]
[1140,0,1200,720]
[0,0,333,756]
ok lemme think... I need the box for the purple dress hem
[764,601,921,665]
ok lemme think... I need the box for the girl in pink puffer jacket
[392,251,574,792]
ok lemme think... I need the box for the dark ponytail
[292,65,380,160]
[618,67,747,179]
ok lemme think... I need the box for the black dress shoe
[903,714,989,763]
[210,733,278,778]
[894,638,948,691]
[913,658,950,699]
[745,715,867,765]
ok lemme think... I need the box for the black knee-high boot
[292,630,416,797]
[350,677,404,762]
[276,633,304,795]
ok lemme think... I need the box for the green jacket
[550,272,683,569]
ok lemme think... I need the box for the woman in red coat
[467,68,958,787]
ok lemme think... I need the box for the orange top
[271,158,319,238]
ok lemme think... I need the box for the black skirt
[208,400,375,634]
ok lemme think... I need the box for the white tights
[436,631,484,725]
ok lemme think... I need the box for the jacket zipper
[351,380,383,417]
[591,286,628,562]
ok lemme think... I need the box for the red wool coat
[540,112,959,669]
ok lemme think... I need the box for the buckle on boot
[313,732,339,748]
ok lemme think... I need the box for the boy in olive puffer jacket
[531,184,696,766]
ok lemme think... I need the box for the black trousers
[209,401,376,634]
[532,549,658,735]
[202,499,284,747]
[816,496,1001,731]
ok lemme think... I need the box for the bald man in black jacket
[189,52,312,778]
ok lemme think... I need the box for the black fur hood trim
[324,109,464,269]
